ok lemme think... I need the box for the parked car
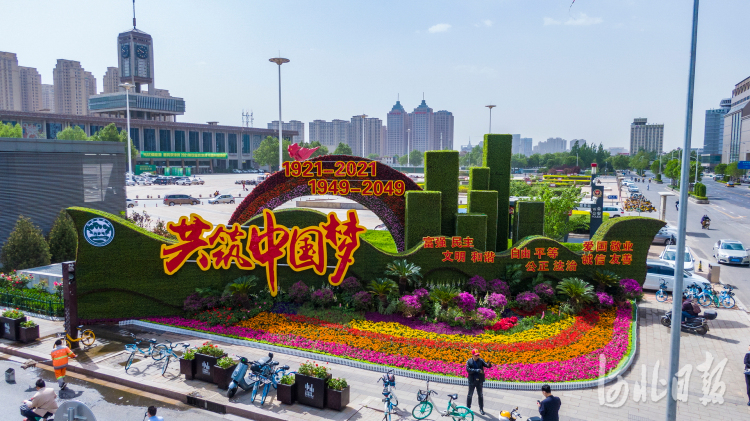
[137,178,152,186]
[191,177,205,185]
[175,177,193,185]
[126,179,136,186]
[208,194,235,204]
[163,194,200,206]
[126,198,138,208]
[659,245,695,272]
[628,186,640,193]
[644,260,704,291]
[712,239,750,265]
[153,177,172,185]
[652,228,676,245]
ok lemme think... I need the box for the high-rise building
[268,120,305,143]
[18,66,42,112]
[629,118,664,155]
[608,147,628,155]
[409,99,434,153]
[102,67,120,94]
[520,137,533,156]
[348,115,382,157]
[569,139,587,150]
[533,137,568,154]
[386,100,409,156]
[434,110,454,150]
[41,84,54,112]
[511,134,522,155]
[53,59,91,116]
[722,77,750,163]
[331,119,350,149]
[380,126,388,157]
[0,51,21,111]
[702,99,730,157]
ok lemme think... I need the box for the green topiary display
[482,134,513,252]
[467,190,498,252]
[468,167,490,191]
[515,201,545,242]
[405,191,442,250]
[48,210,78,263]
[455,213,487,251]
[1,216,52,271]
[424,151,459,236]
[590,216,665,284]
[694,182,706,197]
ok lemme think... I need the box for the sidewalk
[2,299,750,421]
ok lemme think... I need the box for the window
[130,128,140,150]
[658,266,674,276]
[253,135,262,149]
[242,134,250,154]
[202,132,212,152]
[646,265,658,274]
[175,130,186,152]
[189,131,199,152]
[228,133,237,154]
[159,130,171,151]
[143,128,156,150]
[216,133,225,153]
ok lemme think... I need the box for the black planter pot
[295,373,331,409]
[194,353,222,383]
[326,386,350,411]
[211,364,237,390]
[179,358,195,380]
[277,382,297,405]
[0,316,27,341]
[18,325,39,343]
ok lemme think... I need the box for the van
[163,194,200,206]
[576,199,596,211]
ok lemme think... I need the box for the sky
[3,0,750,152]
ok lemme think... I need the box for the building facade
[386,100,409,156]
[722,77,750,164]
[102,67,121,94]
[629,118,663,155]
[19,66,42,112]
[0,51,21,111]
[53,60,93,116]
[409,99,434,153]
[608,147,628,155]
[434,110,454,151]
[41,84,54,112]
[268,120,305,143]
[702,98,730,157]
[533,137,568,154]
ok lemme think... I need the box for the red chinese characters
[160,214,214,275]
[247,210,291,296]
[320,210,366,286]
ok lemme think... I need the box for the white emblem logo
[305,383,314,398]
[83,218,115,247]
[202,361,210,375]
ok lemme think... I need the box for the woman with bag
[744,344,750,406]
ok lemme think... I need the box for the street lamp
[485,105,496,134]
[119,82,134,177]
[360,114,367,157]
[269,57,290,170]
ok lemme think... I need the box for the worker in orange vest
[51,339,76,390]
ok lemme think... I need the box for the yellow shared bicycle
[57,325,96,349]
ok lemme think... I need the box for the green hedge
[455,213,488,252]
[425,151,459,237]
[469,167,490,191]
[694,182,706,197]
[483,134,513,252]
[590,216,665,284]
[467,190,498,252]
[515,201,545,242]
[405,191,442,250]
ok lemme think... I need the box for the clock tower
[118,27,154,93]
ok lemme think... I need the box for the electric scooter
[660,309,716,335]
[227,353,273,399]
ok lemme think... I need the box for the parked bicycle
[124,333,161,372]
[151,339,190,376]
[378,370,398,421]
[57,325,95,349]
[239,353,290,404]
[718,284,737,309]
[412,380,439,419]
[697,283,720,308]
[655,280,669,302]
[683,283,702,301]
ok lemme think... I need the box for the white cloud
[543,17,561,26]
[428,23,451,33]
[565,13,603,26]
[482,19,493,27]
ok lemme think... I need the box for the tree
[629,151,650,175]
[1,216,51,271]
[90,123,138,160]
[531,185,583,240]
[298,141,329,159]
[610,154,630,170]
[398,155,408,165]
[56,126,88,140]
[0,122,22,138]
[714,163,727,175]
[650,160,660,176]
[366,153,380,160]
[48,210,78,263]
[726,162,745,180]
[527,154,541,168]
[253,136,291,170]
[409,149,423,166]
[384,259,422,293]
[333,142,353,155]
[664,159,680,186]
[511,153,528,169]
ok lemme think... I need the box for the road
[632,175,750,306]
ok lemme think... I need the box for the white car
[126,198,138,208]
[175,178,193,185]
[137,178,152,186]
[208,194,235,205]
[126,179,136,186]
[644,260,704,291]
[712,239,750,265]
[659,245,695,272]
[191,177,205,185]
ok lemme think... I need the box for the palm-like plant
[429,285,459,310]
[368,278,398,305]
[556,277,595,312]
[224,275,258,299]
[591,270,620,290]
[384,260,422,293]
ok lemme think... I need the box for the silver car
[644,260,703,291]
[712,239,750,265]
[652,228,676,245]
[208,194,235,204]
[659,245,695,272]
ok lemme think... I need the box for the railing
[0,290,64,317]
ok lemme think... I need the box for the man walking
[466,349,492,415]
[531,384,561,421]
[675,200,679,211]
[51,339,76,390]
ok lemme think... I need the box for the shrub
[289,281,310,304]
[327,377,348,391]
[487,316,518,331]
[487,293,508,310]
[399,294,422,317]
[1,216,51,271]
[557,278,595,312]
[597,292,614,307]
[1,308,24,319]
[298,360,329,379]
[413,288,429,300]
[216,356,237,369]
[467,276,487,293]
[476,307,497,322]
[20,320,37,328]
[183,293,220,315]
[196,341,225,357]
[311,288,335,307]
[619,278,643,300]
[280,373,295,385]
[429,285,459,309]
[340,276,362,293]
[694,182,706,197]
[515,292,541,311]
[454,292,477,312]
[488,279,510,296]
[182,348,196,360]
[48,210,78,263]
[352,291,374,311]
[195,307,249,326]
[533,283,555,302]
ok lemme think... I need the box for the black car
[154,177,172,185]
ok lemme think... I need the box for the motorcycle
[227,352,276,399]
[660,309,716,335]
[702,219,710,229]
[499,406,541,421]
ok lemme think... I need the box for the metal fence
[0,290,64,317]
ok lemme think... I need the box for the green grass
[361,230,398,253]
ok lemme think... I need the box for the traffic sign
[738,161,750,170]
[607,195,618,200]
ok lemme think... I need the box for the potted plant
[295,360,331,409]
[180,348,196,380]
[18,319,39,343]
[326,377,350,411]
[212,356,237,390]
[277,373,297,405]
[0,309,27,341]
[193,341,226,383]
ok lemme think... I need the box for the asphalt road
[0,358,246,421]
[633,175,750,306]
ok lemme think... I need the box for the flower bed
[145,302,634,383]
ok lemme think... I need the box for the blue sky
[3,0,750,151]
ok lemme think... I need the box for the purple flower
[454,292,477,313]
[467,276,487,293]
[413,288,429,299]
[619,279,642,299]
[487,293,508,309]
[400,295,422,311]
[311,288,334,307]
[533,283,555,299]
[352,291,373,311]
[597,292,614,307]
[488,279,510,296]
[289,281,310,304]
[515,291,541,312]
[476,307,497,321]
[340,277,362,293]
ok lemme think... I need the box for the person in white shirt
[21,379,58,421]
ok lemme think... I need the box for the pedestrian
[145,406,164,421]
[51,339,76,390]
[675,200,679,211]
[647,184,650,190]
[744,344,750,406]
[535,384,562,421]
[465,348,492,415]
[242,181,245,191]
[20,379,57,421]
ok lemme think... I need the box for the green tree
[595,143,610,167]
[609,154,630,170]
[1,216,52,271]
[0,122,22,138]
[366,153,380,160]
[460,145,483,167]
[253,136,291,170]
[333,142,353,155]
[630,151,650,175]
[530,185,583,240]
[48,210,78,263]
[56,126,88,140]
[297,141,329,159]
[90,123,138,160]
[714,163,727,175]
[409,149,423,166]
[664,159,680,186]
[650,160,660,175]
[398,155,408,165]
[527,153,541,168]
[726,162,745,180]
[511,154,528,169]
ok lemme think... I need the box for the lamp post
[360,114,367,157]
[119,82,134,177]
[269,57,290,171]
[485,105,496,134]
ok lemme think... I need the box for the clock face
[121,44,130,58]
[135,44,149,59]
